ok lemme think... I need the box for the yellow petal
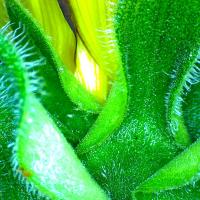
[68,0,120,78]
[21,0,76,71]
[75,36,108,103]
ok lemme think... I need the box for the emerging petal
[68,0,120,78]
[75,36,108,103]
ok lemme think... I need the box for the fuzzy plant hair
[165,50,200,148]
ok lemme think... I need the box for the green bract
[0,0,200,200]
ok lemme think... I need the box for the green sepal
[16,94,109,200]
[132,137,200,198]
[77,66,127,154]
